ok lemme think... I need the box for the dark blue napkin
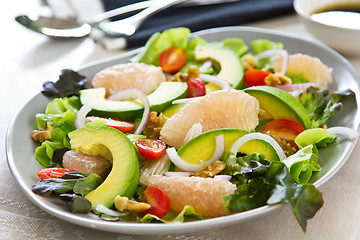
[102,0,294,48]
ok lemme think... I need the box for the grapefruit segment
[272,53,333,87]
[91,63,166,96]
[147,175,236,217]
[160,90,260,149]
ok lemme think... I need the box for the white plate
[6,27,360,235]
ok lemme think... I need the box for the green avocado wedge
[80,82,187,121]
[177,129,280,164]
[244,86,312,129]
[68,126,139,210]
[195,44,245,90]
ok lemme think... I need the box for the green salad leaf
[299,87,354,128]
[222,156,323,232]
[141,205,202,223]
[34,96,81,168]
[251,39,284,55]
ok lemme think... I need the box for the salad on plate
[30,27,358,231]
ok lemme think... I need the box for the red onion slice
[108,88,150,135]
[75,104,92,129]
[166,134,225,172]
[327,127,359,140]
[254,49,289,75]
[199,74,231,90]
[172,97,202,104]
[164,172,190,177]
[95,204,129,217]
[199,60,213,73]
[229,132,287,161]
[214,175,232,181]
[183,123,202,143]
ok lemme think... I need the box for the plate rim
[6,26,360,235]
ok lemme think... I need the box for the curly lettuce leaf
[140,205,202,223]
[299,87,354,128]
[295,128,336,149]
[223,160,323,232]
[34,96,81,168]
[41,69,87,98]
[282,145,321,184]
[130,27,192,66]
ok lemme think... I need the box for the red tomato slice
[261,119,305,149]
[244,69,271,87]
[135,139,166,160]
[159,46,187,73]
[186,78,206,98]
[86,116,135,133]
[37,168,75,180]
[141,186,170,218]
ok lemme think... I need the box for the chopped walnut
[166,65,200,82]
[265,73,292,86]
[191,160,226,178]
[143,112,164,139]
[268,134,297,157]
[114,196,150,212]
[31,122,52,142]
[241,54,257,71]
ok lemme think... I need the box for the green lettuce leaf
[130,27,192,66]
[34,96,81,168]
[295,128,336,149]
[73,174,103,197]
[282,145,320,184]
[299,87,354,128]
[222,38,249,57]
[251,39,283,55]
[140,205,202,223]
[222,161,323,232]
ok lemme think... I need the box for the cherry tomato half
[86,116,135,133]
[186,78,206,98]
[261,119,305,149]
[244,69,271,87]
[37,168,75,180]
[159,46,187,73]
[140,186,170,218]
[135,139,166,160]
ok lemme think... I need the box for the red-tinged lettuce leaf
[41,69,87,98]
[223,160,324,232]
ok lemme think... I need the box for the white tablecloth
[2,1,360,239]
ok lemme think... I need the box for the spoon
[15,0,185,38]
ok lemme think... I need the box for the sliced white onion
[198,60,213,73]
[272,83,321,92]
[95,204,128,217]
[183,123,202,143]
[108,88,150,135]
[199,74,231,90]
[229,132,287,161]
[214,175,232,181]
[166,135,225,172]
[164,172,190,177]
[254,49,289,75]
[172,96,202,104]
[75,104,92,129]
[326,127,359,140]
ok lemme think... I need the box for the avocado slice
[80,82,187,121]
[68,126,139,210]
[195,44,244,90]
[177,128,280,164]
[244,86,312,129]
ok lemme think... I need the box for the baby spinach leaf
[73,174,103,197]
[59,194,92,214]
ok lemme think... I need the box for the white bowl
[294,0,360,56]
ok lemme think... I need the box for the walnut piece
[167,65,200,82]
[191,160,226,178]
[265,73,292,86]
[31,122,52,142]
[114,196,150,212]
[143,112,164,139]
[241,54,257,71]
[268,134,297,157]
